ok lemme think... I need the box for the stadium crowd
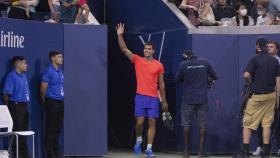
[0,0,97,24]
[169,0,280,26]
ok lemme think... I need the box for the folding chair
[0,105,35,158]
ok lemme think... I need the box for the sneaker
[133,142,142,155]
[145,149,156,157]
[260,147,271,158]
[252,147,262,156]
[182,151,190,158]
[277,149,280,157]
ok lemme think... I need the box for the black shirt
[213,5,235,21]
[245,51,280,94]
[176,57,218,105]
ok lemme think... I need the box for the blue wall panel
[0,18,64,158]
[63,24,108,156]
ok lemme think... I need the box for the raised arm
[116,23,134,61]
[199,1,211,17]
[48,0,55,13]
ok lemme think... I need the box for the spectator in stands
[198,0,221,26]
[74,0,90,24]
[229,0,254,15]
[242,0,254,16]
[274,16,280,25]
[228,2,254,26]
[213,0,235,21]
[27,0,39,19]
[59,0,79,23]
[263,13,280,25]
[179,0,201,26]
[257,0,280,17]
[8,0,31,20]
[256,2,269,25]
[48,0,61,22]
[0,2,9,17]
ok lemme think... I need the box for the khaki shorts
[243,92,276,130]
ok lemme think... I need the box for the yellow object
[243,92,276,130]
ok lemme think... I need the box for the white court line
[148,34,151,42]
[158,32,166,61]
[138,36,145,45]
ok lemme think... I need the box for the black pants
[274,110,280,149]
[8,7,29,20]
[7,102,29,158]
[45,99,64,158]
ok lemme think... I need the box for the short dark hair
[144,42,155,49]
[182,50,194,60]
[49,50,62,61]
[11,56,26,67]
[268,40,279,49]
[256,36,268,51]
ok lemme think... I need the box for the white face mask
[239,9,247,16]
[257,10,264,16]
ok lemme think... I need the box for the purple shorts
[134,94,160,118]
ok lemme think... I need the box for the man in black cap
[176,50,218,158]
[235,37,280,158]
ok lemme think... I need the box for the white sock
[147,144,152,150]
[136,136,143,143]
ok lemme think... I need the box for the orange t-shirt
[132,54,164,98]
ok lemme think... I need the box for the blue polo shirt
[41,64,64,100]
[3,70,31,103]
[176,57,218,105]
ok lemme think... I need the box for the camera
[207,75,214,89]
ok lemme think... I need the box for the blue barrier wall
[0,18,107,157]
[64,24,107,156]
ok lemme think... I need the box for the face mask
[257,10,264,16]
[239,9,247,16]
